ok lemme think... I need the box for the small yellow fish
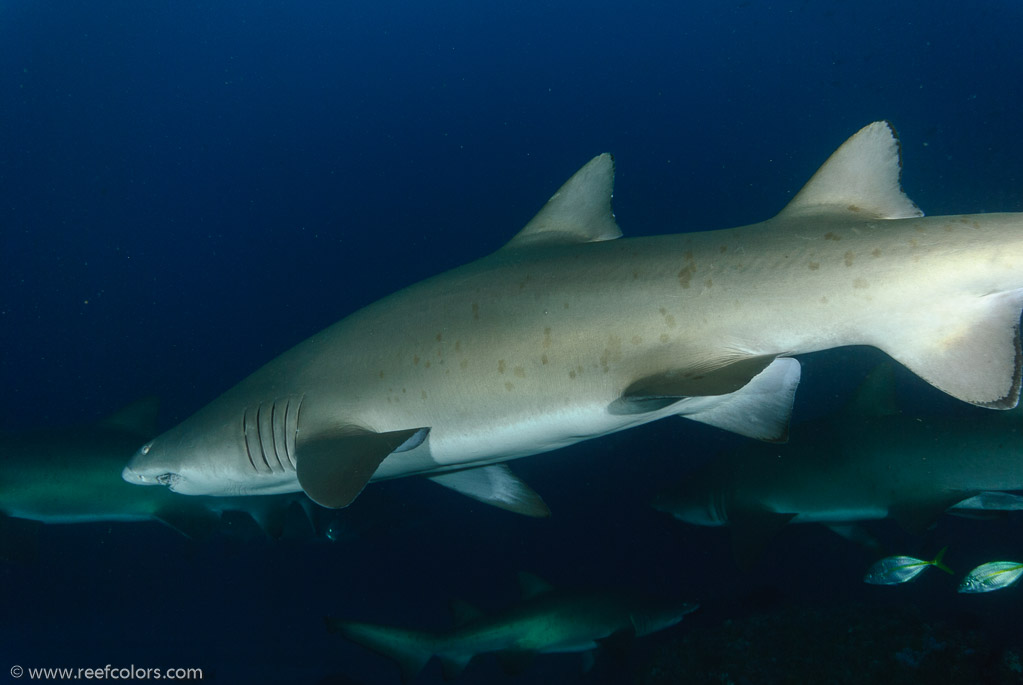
[864,547,953,585]
[958,561,1023,594]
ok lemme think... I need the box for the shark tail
[325,617,439,683]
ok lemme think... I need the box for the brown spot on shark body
[677,265,694,288]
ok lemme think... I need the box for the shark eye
[139,442,152,456]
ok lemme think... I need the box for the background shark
[325,572,697,682]
[0,398,310,540]
[123,122,1023,517]
[653,364,1023,564]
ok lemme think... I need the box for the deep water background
[2,1,1022,683]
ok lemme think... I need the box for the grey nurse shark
[653,363,1023,563]
[0,399,304,538]
[326,572,697,682]
[123,121,1023,514]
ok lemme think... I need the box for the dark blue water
[2,1,1022,683]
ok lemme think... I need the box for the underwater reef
[637,602,1023,685]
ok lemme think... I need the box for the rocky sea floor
[637,602,1023,685]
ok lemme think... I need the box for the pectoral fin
[497,650,536,675]
[439,654,474,681]
[297,427,429,509]
[428,464,551,517]
[152,506,219,539]
[952,491,1023,511]
[0,513,40,564]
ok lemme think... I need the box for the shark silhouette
[124,122,1023,515]
[326,572,697,681]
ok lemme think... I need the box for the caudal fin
[325,617,437,683]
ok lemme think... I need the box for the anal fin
[881,289,1023,408]
[677,358,801,442]
[616,353,779,406]
[890,492,977,535]
[610,357,801,442]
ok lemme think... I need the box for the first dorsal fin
[98,396,160,438]
[774,121,923,221]
[517,571,554,599]
[449,599,484,626]
[502,153,621,249]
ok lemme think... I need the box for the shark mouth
[242,395,303,476]
[156,473,182,489]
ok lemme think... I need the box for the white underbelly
[789,506,888,523]
[371,398,685,480]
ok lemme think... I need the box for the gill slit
[255,403,273,471]
[243,409,257,473]
[269,399,283,472]
[285,395,303,470]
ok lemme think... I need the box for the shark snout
[121,463,178,487]
[122,440,180,488]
